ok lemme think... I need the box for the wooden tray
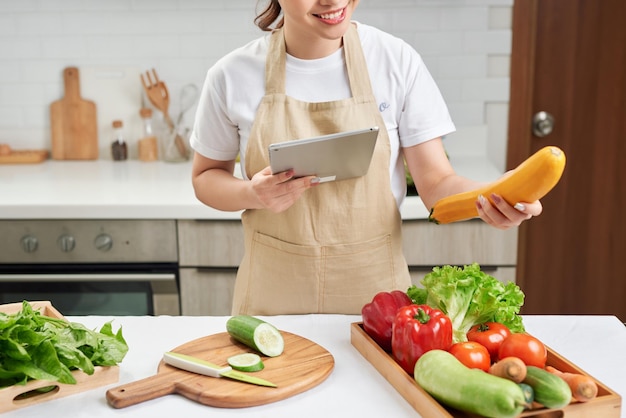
[0,301,120,414]
[351,322,622,418]
[0,149,49,164]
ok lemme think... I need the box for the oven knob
[94,233,113,252]
[57,234,76,252]
[20,235,39,253]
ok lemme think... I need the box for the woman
[190,0,541,315]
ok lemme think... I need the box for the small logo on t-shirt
[379,102,390,112]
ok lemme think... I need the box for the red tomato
[448,341,491,372]
[467,322,512,362]
[498,333,547,368]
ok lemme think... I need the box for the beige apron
[234,24,410,315]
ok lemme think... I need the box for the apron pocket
[245,231,323,314]
[320,233,397,313]
[242,231,402,314]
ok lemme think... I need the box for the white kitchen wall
[0,0,513,171]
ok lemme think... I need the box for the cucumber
[518,382,535,409]
[226,315,284,357]
[414,350,527,418]
[227,353,265,372]
[523,366,572,409]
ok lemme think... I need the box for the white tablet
[268,127,379,183]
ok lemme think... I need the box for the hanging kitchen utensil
[50,67,99,160]
[140,69,189,160]
[176,83,199,127]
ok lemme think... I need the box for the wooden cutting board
[50,67,98,160]
[106,331,334,409]
[0,149,48,164]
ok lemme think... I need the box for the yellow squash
[428,146,566,224]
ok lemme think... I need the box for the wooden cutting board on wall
[50,67,98,160]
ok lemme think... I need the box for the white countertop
[0,160,238,220]
[0,157,502,220]
[1,314,624,418]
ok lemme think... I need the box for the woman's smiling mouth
[313,7,346,24]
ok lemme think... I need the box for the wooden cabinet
[178,220,243,316]
[177,219,518,316]
[179,268,237,316]
[402,219,518,284]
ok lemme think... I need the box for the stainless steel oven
[0,220,180,316]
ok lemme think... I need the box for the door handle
[0,273,176,282]
[532,111,555,137]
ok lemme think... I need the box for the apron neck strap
[265,29,287,95]
[265,24,374,98]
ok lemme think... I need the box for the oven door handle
[0,273,176,282]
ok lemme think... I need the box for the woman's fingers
[476,194,539,229]
[251,167,317,212]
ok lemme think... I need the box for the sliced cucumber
[227,353,265,372]
[226,315,285,357]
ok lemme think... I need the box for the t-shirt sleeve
[189,65,241,161]
[397,46,456,148]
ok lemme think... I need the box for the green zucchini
[414,350,527,418]
[226,315,284,357]
[523,366,572,409]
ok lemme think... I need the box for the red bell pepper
[392,304,453,374]
[361,290,412,352]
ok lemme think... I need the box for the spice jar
[138,108,159,162]
[111,120,128,161]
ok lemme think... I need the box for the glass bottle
[111,120,128,161]
[138,108,158,162]
[161,125,189,163]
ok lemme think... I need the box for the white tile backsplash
[489,6,513,29]
[0,0,513,170]
[464,29,512,54]
[462,78,510,102]
[487,54,511,77]
[486,102,510,172]
[441,7,489,30]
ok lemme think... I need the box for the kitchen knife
[163,352,277,388]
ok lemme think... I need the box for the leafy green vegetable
[407,263,525,343]
[0,301,128,388]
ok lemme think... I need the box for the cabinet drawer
[178,220,244,267]
[179,267,236,316]
[401,219,517,266]
[179,219,517,267]
[177,219,518,314]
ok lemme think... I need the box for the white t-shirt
[190,22,455,207]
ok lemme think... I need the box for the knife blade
[163,352,277,388]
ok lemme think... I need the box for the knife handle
[106,372,177,409]
[163,351,231,377]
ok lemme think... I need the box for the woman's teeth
[317,10,344,20]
